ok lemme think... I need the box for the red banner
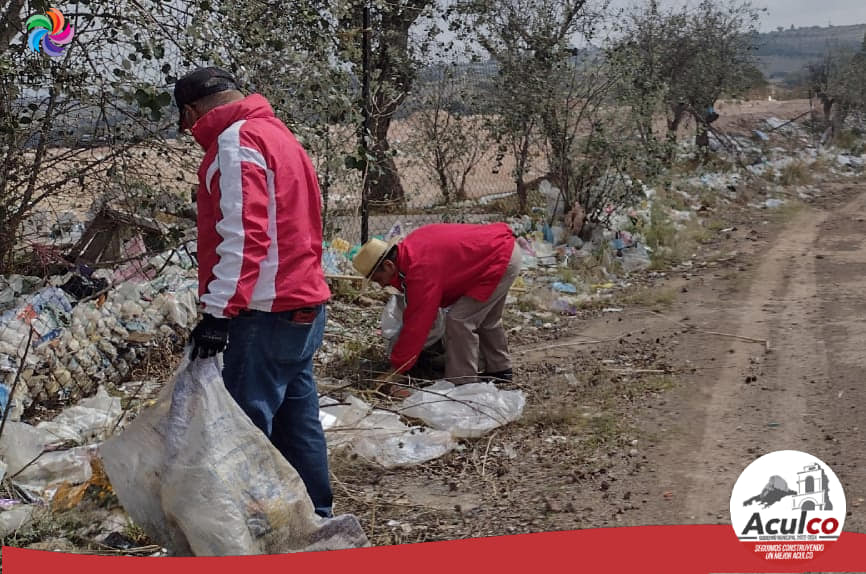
[3,526,866,573]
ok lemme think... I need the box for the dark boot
[479,368,513,382]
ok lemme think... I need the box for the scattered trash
[321,395,456,468]
[0,421,50,478]
[102,531,138,550]
[0,504,37,538]
[551,282,578,294]
[60,273,109,300]
[0,248,198,404]
[66,207,163,267]
[619,244,651,273]
[836,154,865,168]
[764,117,786,130]
[602,308,623,313]
[100,355,369,556]
[36,386,123,447]
[50,457,116,512]
[0,275,42,311]
[381,294,445,354]
[764,199,785,209]
[0,382,9,414]
[14,447,94,498]
[752,130,769,142]
[401,381,526,439]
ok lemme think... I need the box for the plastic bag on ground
[619,244,651,274]
[381,294,445,352]
[401,381,526,438]
[0,505,37,537]
[0,421,52,477]
[321,395,455,468]
[99,355,369,556]
[13,446,94,497]
[36,386,123,447]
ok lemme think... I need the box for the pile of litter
[0,384,126,542]
[320,381,526,468]
[0,250,198,408]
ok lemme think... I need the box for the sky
[611,0,866,32]
[754,0,866,30]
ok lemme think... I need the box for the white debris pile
[0,385,122,500]
[0,250,199,406]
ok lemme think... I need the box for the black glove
[189,314,230,359]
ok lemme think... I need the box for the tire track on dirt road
[638,189,866,529]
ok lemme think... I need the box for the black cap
[173,67,239,110]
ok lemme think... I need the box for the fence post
[360,0,371,244]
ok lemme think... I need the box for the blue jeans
[222,305,333,517]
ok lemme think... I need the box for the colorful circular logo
[26,8,74,57]
[730,450,846,564]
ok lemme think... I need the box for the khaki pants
[445,243,522,382]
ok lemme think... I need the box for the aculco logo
[740,510,841,537]
[730,450,846,564]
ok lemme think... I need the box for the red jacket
[191,94,330,318]
[388,223,516,372]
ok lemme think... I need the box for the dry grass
[778,161,813,186]
[616,287,677,309]
[833,129,860,152]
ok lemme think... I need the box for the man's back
[398,222,515,308]
[192,94,330,317]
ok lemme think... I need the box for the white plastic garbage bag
[0,505,37,538]
[401,381,526,438]
[320,395,455,468]
[36,386,123,447]
[99,355,369,556]
[619,244,651,274]
[13,446,94,496]
[381,294,445,353]
[0,421,52,477]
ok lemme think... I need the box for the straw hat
[352,236,400,284]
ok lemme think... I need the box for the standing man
[175,67,333,517]
[352,222,521,384]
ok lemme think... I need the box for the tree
[405,66,490,205]
[0,0,187,272]
[808,38,866,142]
[0,0,368,272]
[338,0,436,212]
[449,0,610,213]
[608,0,762,159]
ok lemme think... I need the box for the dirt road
[336,183,866,544]
[631,184,866,533]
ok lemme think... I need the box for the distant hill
[756,24,866,83]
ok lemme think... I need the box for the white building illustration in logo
[791,463,833,511]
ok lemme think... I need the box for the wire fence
[318,65,548,247]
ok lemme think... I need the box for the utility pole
[360,0,371,244]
